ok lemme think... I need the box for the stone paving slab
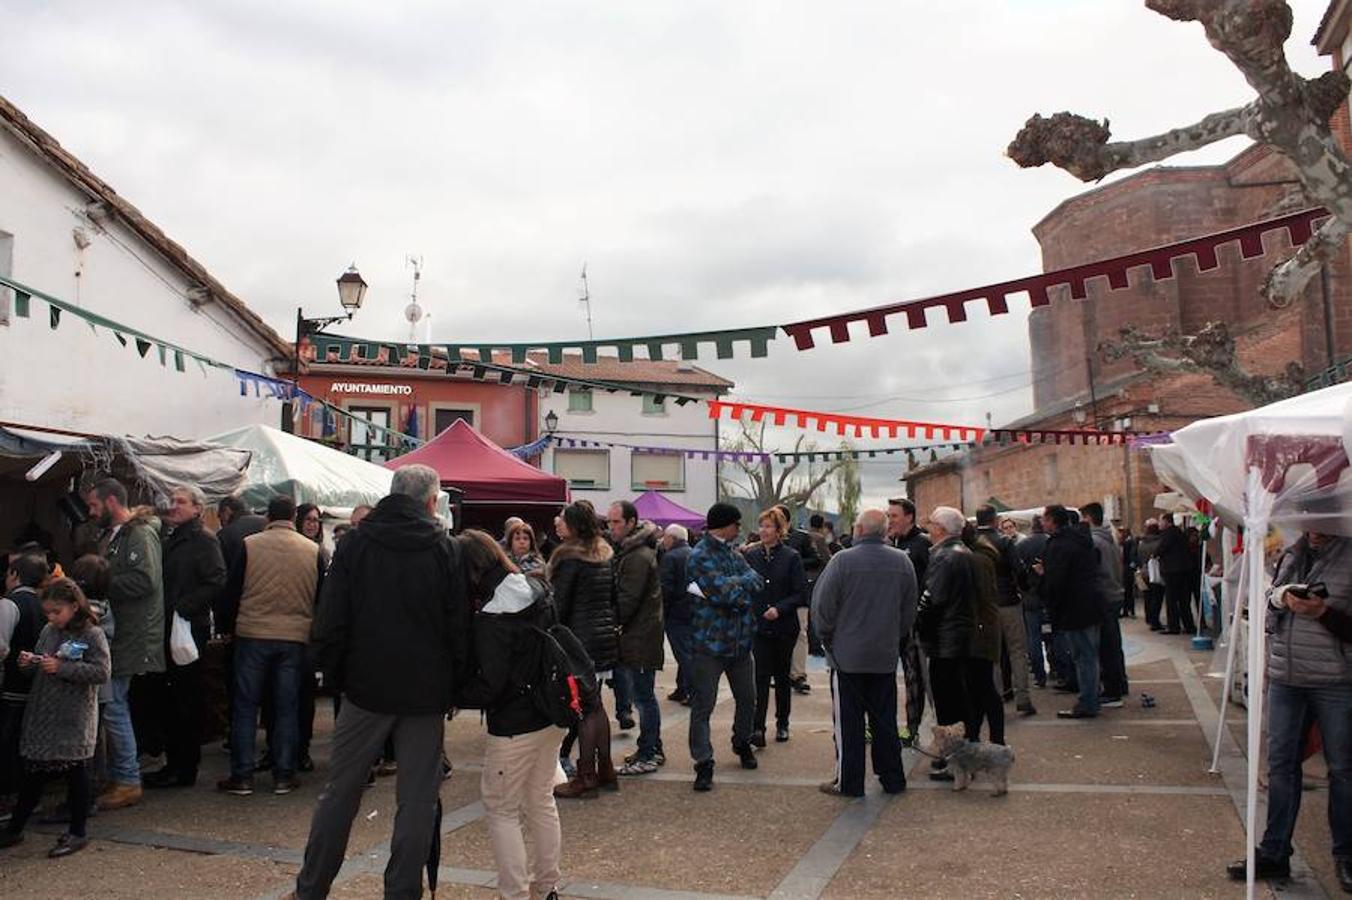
[440,779,842,896]
[822,790,1248,899]
[0,839,297,897]
[329,872,497,898]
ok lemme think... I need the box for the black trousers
[9,762,91,837]
[143,659,206,778]
[963,658,1004,745]
[1145,584,1165,627]
[753,632,796,732]
[928,657,972,729]
[0,699,26,795]
[1163,571,1197,633]
[829,670,904,796]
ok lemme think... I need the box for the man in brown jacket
[215,496,323,796]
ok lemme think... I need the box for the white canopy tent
[209,425,396,515]
[1149,380,1352,897]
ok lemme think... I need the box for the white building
[0,95,289,438]
[538,357,732,516]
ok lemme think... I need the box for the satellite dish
[405,302,424,324]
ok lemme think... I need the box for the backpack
[523,621,597,729]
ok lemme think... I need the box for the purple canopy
[633,490,705,530]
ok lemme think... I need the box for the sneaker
[693,761,714,792]
[791,678,811,695]
[618,757,659,776]
[273,776,300,795]
[899,728,916,749]
[47,833,89,858]
[1100,697,1124,709]
[96,782,143,810]
[734,743,758,770]
[1056,709,1097,719]
[616,713,636,731]
[775,725,790,743]
[653,749,666,766]
[625,749,665,767]
[750,729,767,749]
[216,776,255,796]
[818,781,860,798]
[1225,852,1290,881]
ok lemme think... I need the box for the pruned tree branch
[1011,0,1352,305]
[1098,321,1306,405]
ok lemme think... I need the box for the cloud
[2,0,1331,508]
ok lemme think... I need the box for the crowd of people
[0,473,1347,896]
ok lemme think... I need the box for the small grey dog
[929,723,1016,796]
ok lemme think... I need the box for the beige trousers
[481,725,567,900]
[789,607,809,680]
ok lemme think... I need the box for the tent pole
[1209,535,1246,774]
[1243,468,1267,900]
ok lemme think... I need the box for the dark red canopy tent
[385,419,568,534]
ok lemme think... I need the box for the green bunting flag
[14,291,30,318]
[48,304,60,329]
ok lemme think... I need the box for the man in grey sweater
[811,509,917,798]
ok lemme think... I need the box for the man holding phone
[1227,532,1352,892]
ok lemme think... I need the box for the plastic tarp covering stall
[210,425,394,511]
[632,490,705,530]
[1151,381,1352,897]
[0,426,251,505]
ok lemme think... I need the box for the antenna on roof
[404,255,424,342]
[578,263,594,340]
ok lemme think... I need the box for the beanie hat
[706,502,741,531]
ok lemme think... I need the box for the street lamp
[284,264,370,433]
[544,409,559,434]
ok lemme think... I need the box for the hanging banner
[708,399,988,443]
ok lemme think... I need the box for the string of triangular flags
[234,370,422,448]
[550,434,770,463]
[293,207,1324,363]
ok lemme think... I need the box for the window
[641,395,667,415]
[553,449,610,490]
[434,407,475,435]
[567,389,593,413]
[632,450,684,491]
[0,230,12,325]
[349,407,392,462]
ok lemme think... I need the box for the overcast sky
[3,0,1331,509]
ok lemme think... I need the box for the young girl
[0,577,110,858]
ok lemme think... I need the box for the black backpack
[523,621,598,728]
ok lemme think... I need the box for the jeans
[1260,680,1352,863]
[622,667,662,758]
[610,669,633,719]
[1023,607,1047,685]
[688,652,755,766]
[104,676,141,785]
[231,638,304,781]
[1064,625,1101,716]
[1051,629,1074,687]
[665,619,695,697]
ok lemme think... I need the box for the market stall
[1149,380,1352,896]
[632,490,704,530]
[384,419,567,535]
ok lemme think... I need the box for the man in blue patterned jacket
[686,502,765,792]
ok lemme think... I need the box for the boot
[553,772,599,799]
[96,782,143,811]
[596,757,620,791]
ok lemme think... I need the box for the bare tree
[1098,320,1306,405]
[1008,0,1352,306]
[719,419,844,511]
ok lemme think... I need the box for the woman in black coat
[744,509,807,746]
[547,503,616,799]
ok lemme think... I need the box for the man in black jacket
[1156,514,1197,635]
[889,498,933,739]
[293,464,471,900]
[975,505,1035,716]
[1035,505,1103,719]
[0,552,46,812]
[216,496,265,574]
[777,505,823,696]
[144,485,225,788]
[659,525,694,704]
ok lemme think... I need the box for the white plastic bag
[1146,556,1164,586]
[170,613,199,666]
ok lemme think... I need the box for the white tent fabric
[1151,381,1352,897]
[209,425,394,512]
